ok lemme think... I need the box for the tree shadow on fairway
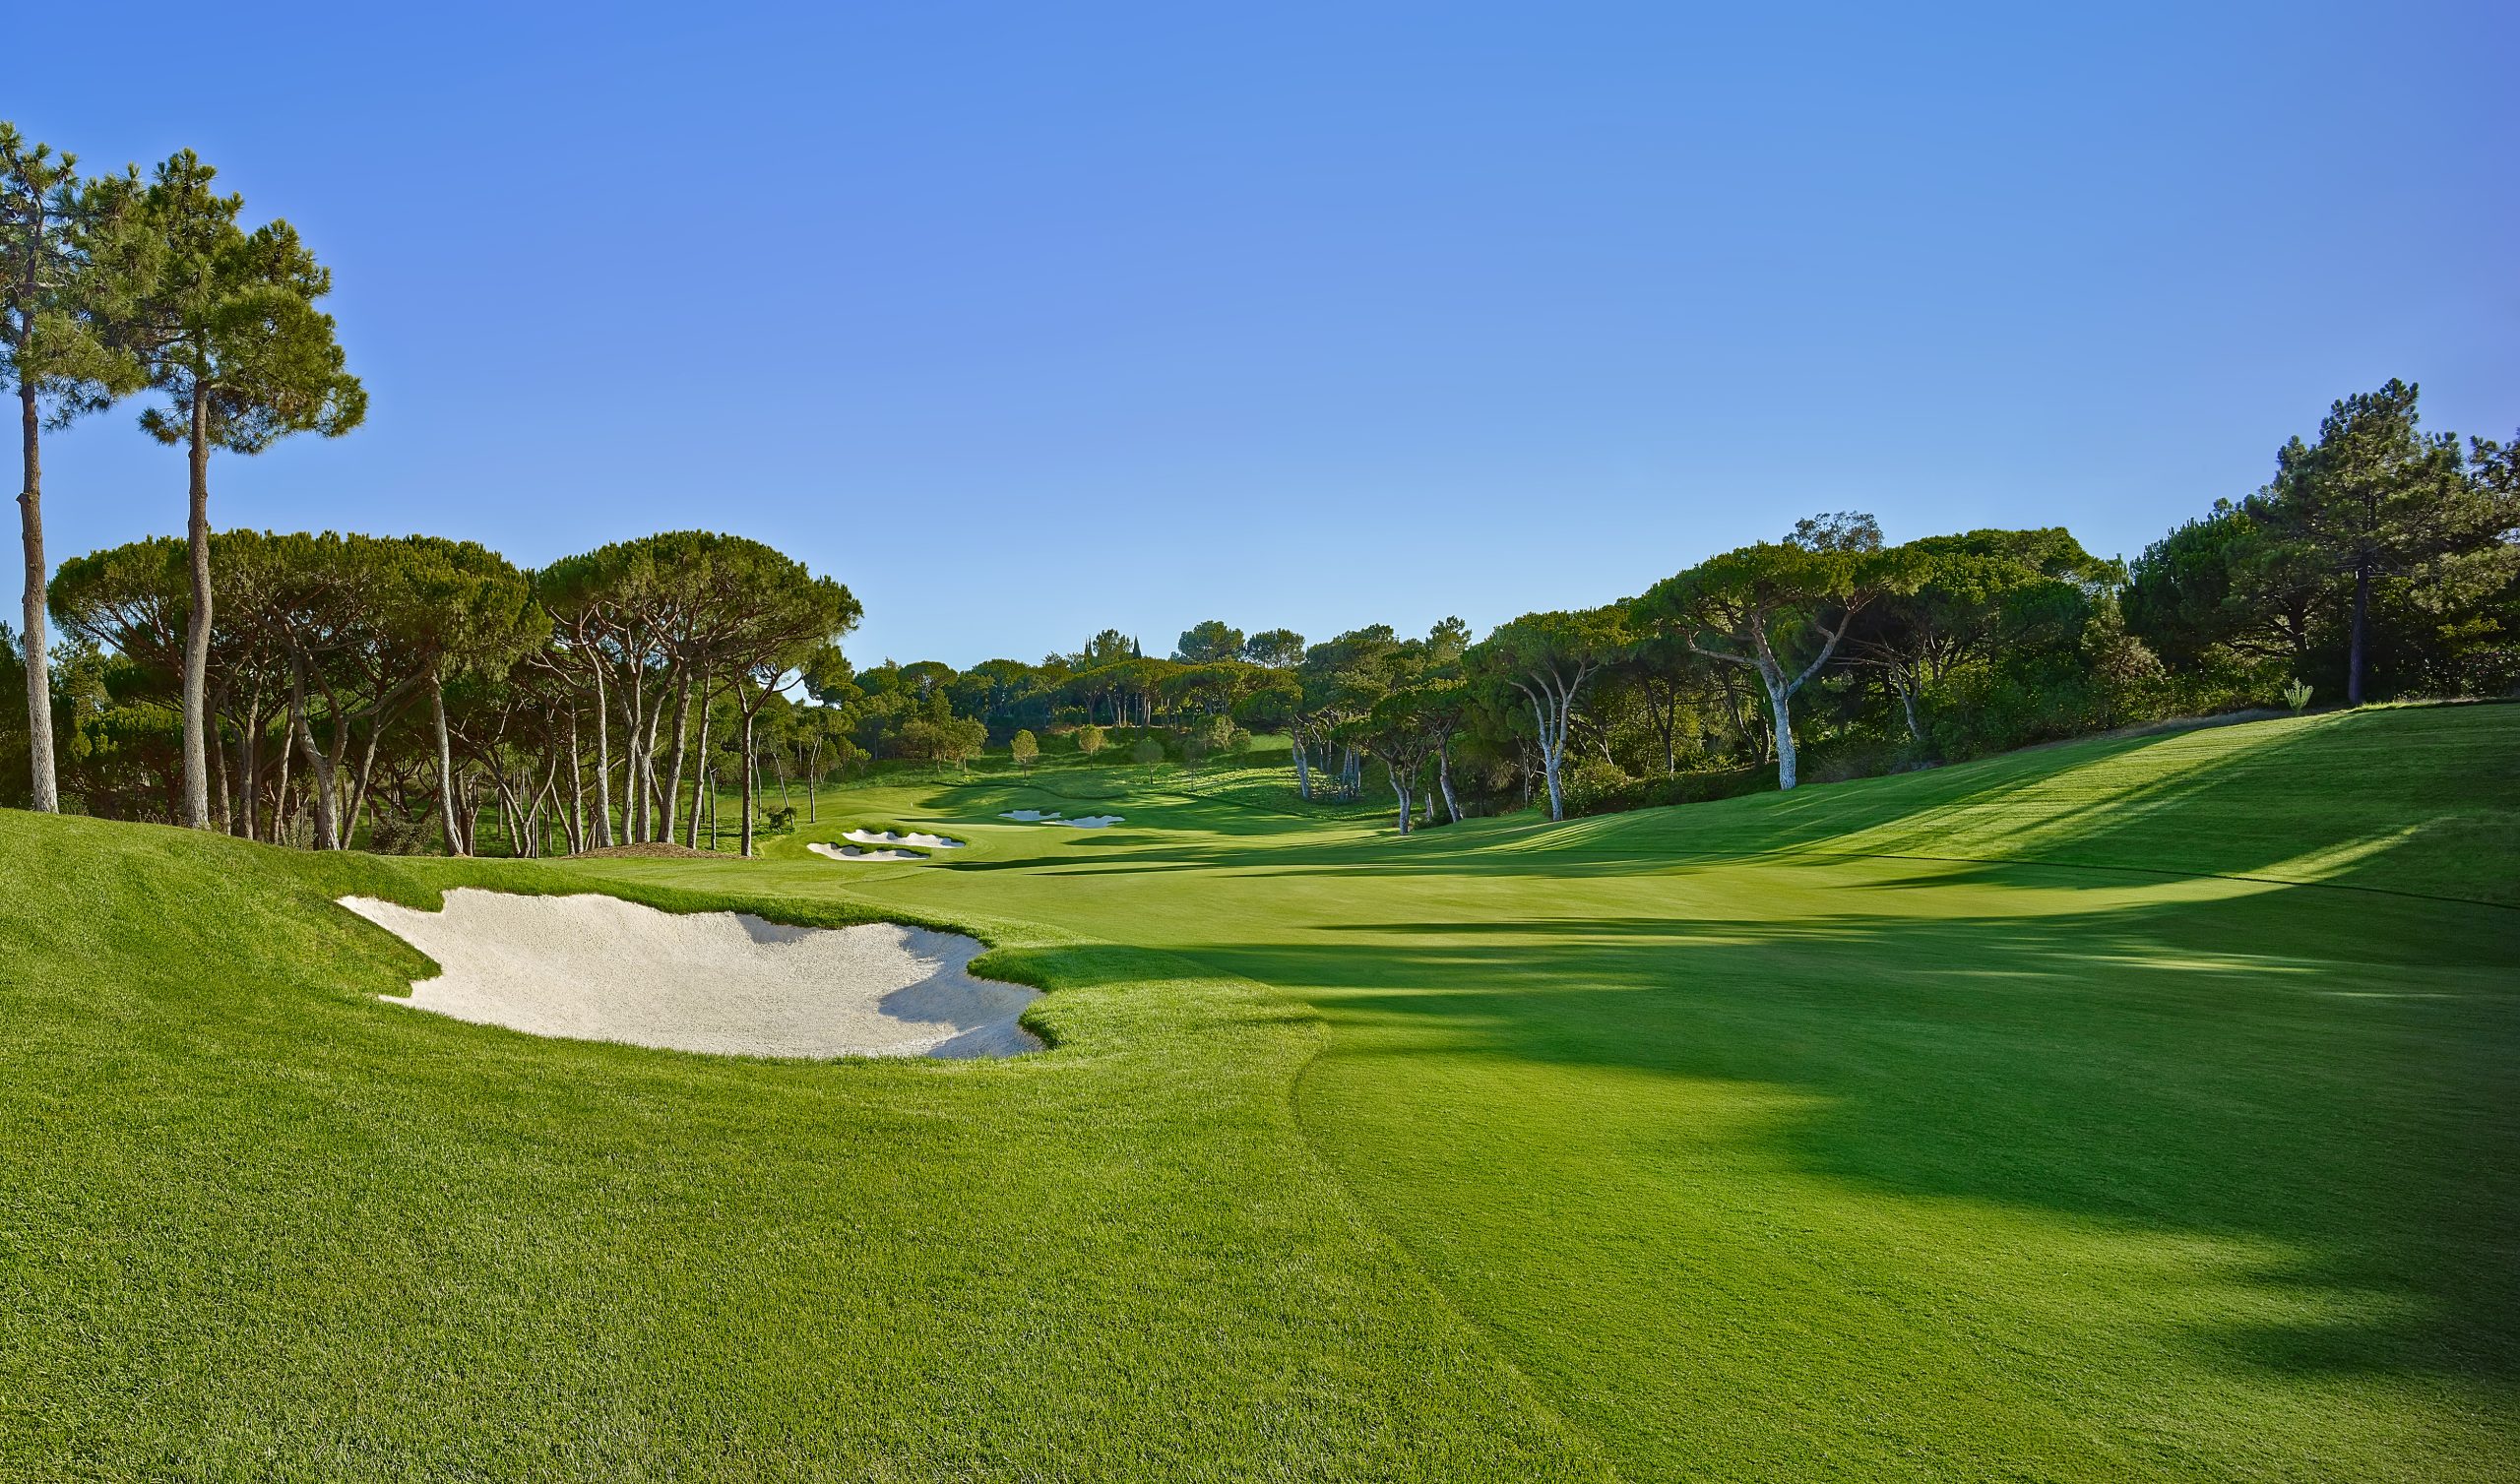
[1186,873,2520,1388]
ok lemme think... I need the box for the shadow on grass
[1151,708,2520,907]
[1185,875,2520,1387]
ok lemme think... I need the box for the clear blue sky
[17,2,2517,667]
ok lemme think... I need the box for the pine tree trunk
[234,694,260,840]
[588,652,615,846]
[1438,743,1460,823]
[179,385,215,829]
[1531,692,1567,821]
[686,693,713,849]
[287,652,339,849]
[662,669,693,843]
[213,717,231,831]
[567,706,586,851]
[270,711,292,844]
[740,711,758,858]
[1767,670,1799,792]
[19,371,58,813]
[2348,562,2370,707]
[431,678,465,854]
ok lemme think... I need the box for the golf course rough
[1,703,2513,1481]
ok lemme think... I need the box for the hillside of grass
[1482,703,2520,905]
[791,704,2520,1483]
[0,813,1599,1481]
[4,703,2513,1480]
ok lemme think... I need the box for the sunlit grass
[4,704,2513,1480]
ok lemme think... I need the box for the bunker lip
[845,829,965,849]
[339,889,1040,1059]
[809,842,925,862]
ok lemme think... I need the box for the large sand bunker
[808,842,923,862]
[339,890,1040,1059]
[844,829,964,848]
[999,810,1125,828]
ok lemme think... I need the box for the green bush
[1570,764,1772,818]
[367,810,439,856]
[1561,758,1633,813]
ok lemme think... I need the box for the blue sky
[17,2,2517,667]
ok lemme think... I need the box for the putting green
[3,705,2512,1479]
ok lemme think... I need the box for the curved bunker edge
[338,888,1040,1059]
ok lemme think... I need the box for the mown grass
[0,819,1594,1480]
[4,704,2514,1479]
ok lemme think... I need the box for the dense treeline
[18,529,854,857]
[8,392,2513,846]
[8,123,2515,845]
[804,372,2514,837]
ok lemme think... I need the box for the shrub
[1570,764,1772,818]
[1130,737,1165,767]
[1561,758,1633,813]
[764,806,797,833]
[1009,729,1040,768]
[2283,679,2313,713]
[1197,713,1246,759]
[367,810,438,856]
[1077,724,1108,760]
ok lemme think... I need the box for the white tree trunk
[287,655,340,849]
[588,653,615,846]
[1765,668,1799,792]
[431,678,465,855]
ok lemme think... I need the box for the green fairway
[5,705,2515,1479]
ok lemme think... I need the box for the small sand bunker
[845,828,964,849]
[809,842,924,863]
[340,890,1040,1059]
[999,810,1125,828]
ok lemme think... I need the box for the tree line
[833,379,2512,836]
[9,123,2514,843]
[21,528,855,857]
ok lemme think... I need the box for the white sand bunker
[339,890,1040,1059]
[809,841,924,862]
[999,810,1125,828]
[844,828,964,849]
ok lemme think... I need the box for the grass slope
[0,819,1595,1480]
[4,704,2514,1479]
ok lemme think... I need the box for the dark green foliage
[2128,383,2519,708]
